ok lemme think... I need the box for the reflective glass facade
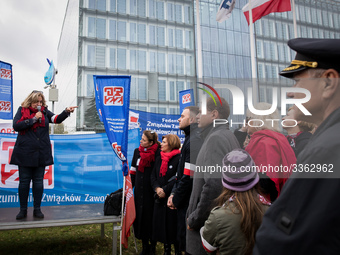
[57,0,340,131]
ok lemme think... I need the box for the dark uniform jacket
[10,106,69,167]
[254,107,340,254]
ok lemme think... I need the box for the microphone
[37,106,42,123]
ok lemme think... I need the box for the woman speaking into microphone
[10,90,77,220]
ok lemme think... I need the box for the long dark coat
[151,153,180,244]
[10,106,69,167]
[131,148,160,240]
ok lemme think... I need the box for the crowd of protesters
[129,38,340,255]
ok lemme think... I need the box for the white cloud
[0,0,68,113]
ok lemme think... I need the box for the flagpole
[195,0,203,80]
[248,0,258,103]
[120,175,126,255]
[291,0,298,38]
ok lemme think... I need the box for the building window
[130,23,137,42]
[157,27,165,46]
[117,48,126,69]
[87,74,94,97]
[138,24,146,44]
[138,51,146,71]
[96,18,106,39]
[175,4,182,23]
[150,51,157,72]
[130,0,137,15]
[138,78,147,100]
[109,20,116,40]
[138,0,146,17]
[176,81,185,101]
[110,0,116,12]
[169,81,175,101]
[169,54,175,74]
[157,2,165,20]
[185,30,193,49]
[96,46,106,68]
[150,107,157,113]
[159,108,166,114]
[117,0,126,13]
[110,48,116,68]
[176,55,184,75]
[184,5,192,24]
[168,29,174,47]
[158,53,166,73]
[167,3,174,21]
[87,45,95,66]
[117,21,126,41]
[130,50,137,70]
[88,17,95,37]
[158,80,166,101]
[150,26,156,45]
[175,29,183,48]
[97,0,106,11]
[131,78,137,99]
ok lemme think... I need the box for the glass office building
[57,0,340,131]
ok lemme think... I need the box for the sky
[0,0,69,122]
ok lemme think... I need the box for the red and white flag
[121,174,136,248]
[242,0,291,25]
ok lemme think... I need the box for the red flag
[121,174,136,248]
[242,0,291,25]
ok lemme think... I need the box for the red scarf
[160,149,181,177]
[17,106,46,134]
[138,143,159,172]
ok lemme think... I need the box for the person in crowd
[201,149,270,255]
[151,134,181,255]
[254,38,340,254]
[130,130,160,255]
[245,102,296,202]
[282,107,316,157]
[10,90,77,220]
[186,97,240,255]
[233,117,250,149]
[167,106,203,254]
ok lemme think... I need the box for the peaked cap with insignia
[280,38,340,78]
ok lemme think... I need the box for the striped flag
[216,0,236,23]
[242,0,291,25]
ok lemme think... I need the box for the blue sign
[0,61,13,120]
[179,89,195,115]
[131,110,184,143]
[0,130,140,208]
[93,75,131,176]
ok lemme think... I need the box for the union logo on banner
[182,93,191,104]
[0,68,12,80]
[112,142,126,161]
[104,86,124,106]
[0,101,11,113]
[0,138,54,189]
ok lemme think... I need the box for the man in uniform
[254,38,340,254]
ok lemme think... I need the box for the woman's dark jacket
[10,106,69,167]
[151,153,180,244]
[130,147,160,240]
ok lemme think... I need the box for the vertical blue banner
[0,61,13,120]
[93,75,131,176]
[179,89,195,114]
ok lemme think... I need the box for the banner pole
[248,0,258,103]
[120,175,126,255]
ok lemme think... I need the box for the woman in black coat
[10,90,77,220]
[151,134,181,255]
[131,130,160,255]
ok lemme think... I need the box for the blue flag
[0,61,13,120]
[93,75,131,176]
[179,89,195,115]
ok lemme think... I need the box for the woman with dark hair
[151,134,181,255]
[10,90,77,220]
[201,149,270,255]
[130,130,161,255]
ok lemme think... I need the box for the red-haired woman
[151,134,181,255]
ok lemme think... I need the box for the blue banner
[0,61,13,120]
[93,75,131,176]
[179,89,195,115]
[0,130,140,208]
[130,110,184,143]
